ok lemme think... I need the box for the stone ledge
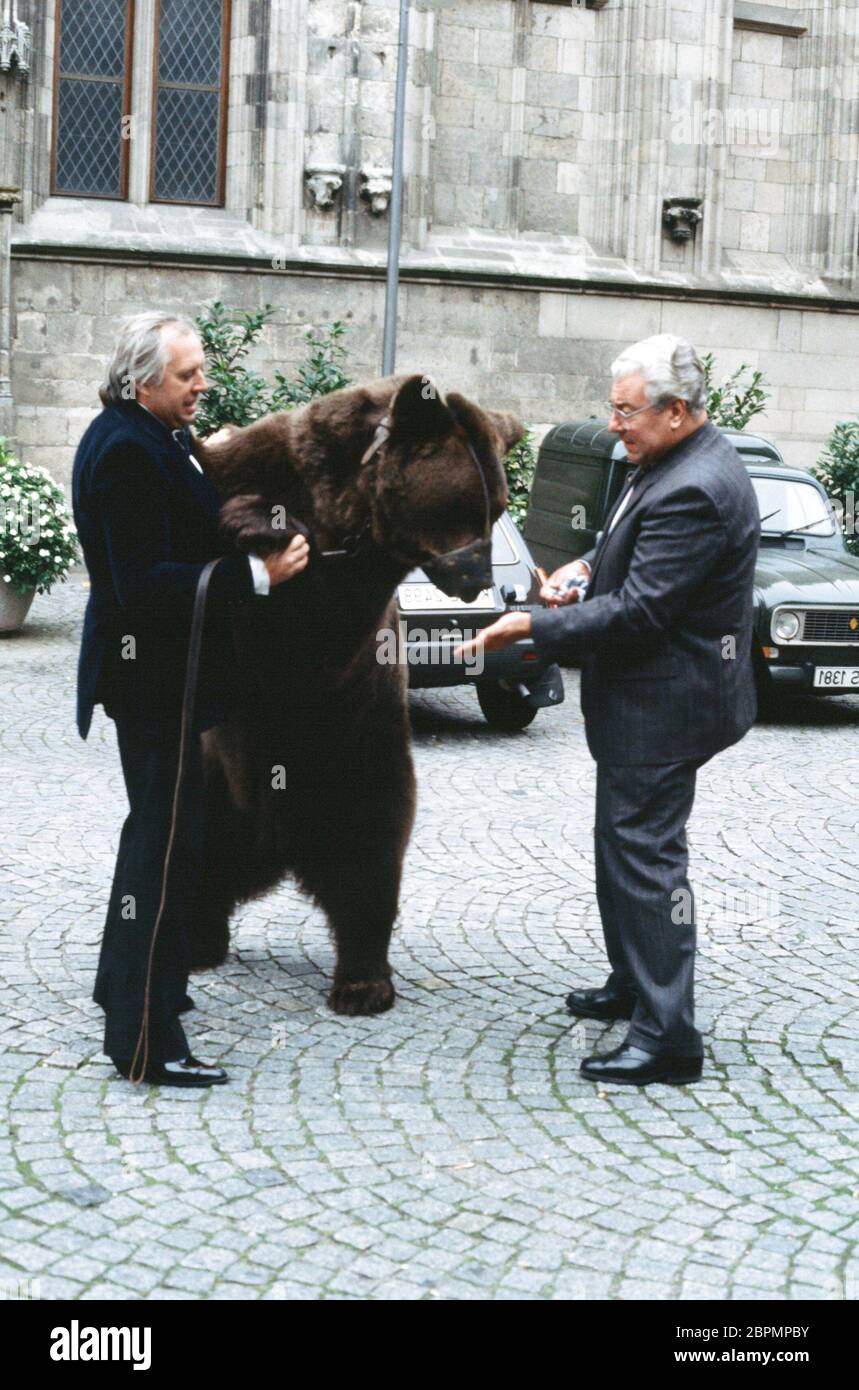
[12,197,282,262]
[11,236,859,317]
[734,3,808,38]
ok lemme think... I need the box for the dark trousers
[594,758,705,1057]
[94,711,203,1064]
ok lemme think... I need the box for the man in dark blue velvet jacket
[73,312,308,1087]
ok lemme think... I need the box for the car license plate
[813,666,859,689]
[398,583,496,611]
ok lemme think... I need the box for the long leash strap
[128,558,222,1085]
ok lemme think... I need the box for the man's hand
[264,534,310,587]
[539,559,590,607]
[453,610,531,663]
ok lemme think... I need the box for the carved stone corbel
[304,165,346,211]
[663,196,704,243]
[359,167,393,217]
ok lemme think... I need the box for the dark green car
[523,421,859,701]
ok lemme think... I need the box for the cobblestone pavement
[2,572,859,1302]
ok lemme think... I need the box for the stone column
[582,0,734,279]
[257,0,310,249]
[405,1,435,249]
[686,0,734,281]
[787,0,859,287]
[0,185,20,436]
[0,0,30,437]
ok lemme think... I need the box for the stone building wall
[12,248,857,485]
[3,0,859,488]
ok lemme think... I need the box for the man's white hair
[610,333,707,414]
[100,311,200,406]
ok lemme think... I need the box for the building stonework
[2,0,859,486]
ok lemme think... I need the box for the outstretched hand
[453,610,532,663]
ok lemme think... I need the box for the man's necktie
[172,428,203,475]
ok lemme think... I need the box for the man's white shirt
[607,477,637,534]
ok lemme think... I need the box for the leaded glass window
[52,0,134,198]
[150,0,230,205]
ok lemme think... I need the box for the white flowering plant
[0,438,79,594]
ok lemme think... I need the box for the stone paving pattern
[1,573,858,1301]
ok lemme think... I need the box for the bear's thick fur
[192,375,522,1015]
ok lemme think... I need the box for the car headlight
[773,610,800,642]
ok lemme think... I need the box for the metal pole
[381,0,410,376]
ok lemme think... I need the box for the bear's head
[201,374,523,604]
[365,375,522,602]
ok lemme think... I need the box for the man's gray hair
[100,311,200,406]
[610,333,707,414]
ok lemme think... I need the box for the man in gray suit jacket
[456,335,760,1086]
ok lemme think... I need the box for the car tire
[752,647,782,716]
[476,680,539,731]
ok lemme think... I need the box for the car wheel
[752,649,782,716]
[476,680,538,731]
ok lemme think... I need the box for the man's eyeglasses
[607,401,658,422]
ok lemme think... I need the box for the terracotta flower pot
[0,576,36,634]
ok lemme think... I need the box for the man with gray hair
[73,312,308,1087]
[456,334,760,1085]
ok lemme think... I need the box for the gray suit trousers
[595,758,706,1057]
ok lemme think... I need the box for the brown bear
[191,375,523,1015]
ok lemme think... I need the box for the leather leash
[128,558,222,1085]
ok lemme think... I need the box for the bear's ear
[389,374,454,441]
[486,409,525,456]
[446,392,525,460]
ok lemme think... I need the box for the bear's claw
[328,978,396,1016]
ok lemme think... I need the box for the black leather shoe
[580,1043,702,1087]
[565,984,636,1021]
[111,1055,228,1087]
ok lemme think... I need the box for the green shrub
[503,428,538,529]
[269,320,351,409]
[193,301,351,435]
[812,418,859,556]
[701,353,770,430]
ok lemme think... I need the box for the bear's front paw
[220,493,300,556]
[328,978,396,1016]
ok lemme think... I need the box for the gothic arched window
[150,0,231,205]
[51,0,231,206]
[52,0,134,199]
